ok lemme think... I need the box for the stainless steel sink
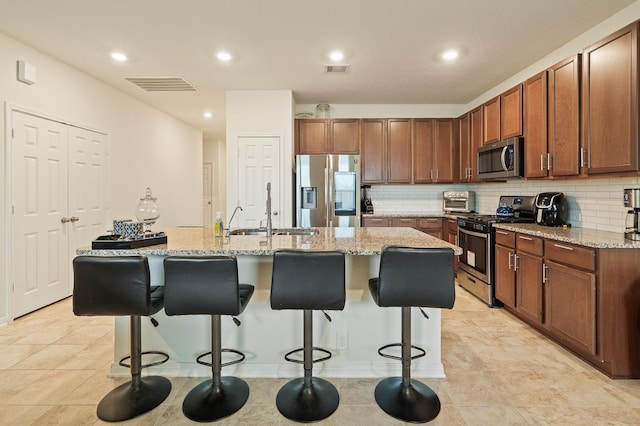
[229,228,318,236]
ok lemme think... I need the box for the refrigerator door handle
[327,155,334,227]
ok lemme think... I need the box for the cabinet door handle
[553,243,574,251]
[508,252,513,270]
[547,153,552,171]
[542,263,548,283]
[496,230,509,235]
[540,154,544,171]
[513,254,519,272]
[518,235,533,241]
[580,148,585,168]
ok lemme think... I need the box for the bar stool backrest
[164,255,242,316]
[73,255,151,316]
[376,246,455,308]
[271,250,345,310]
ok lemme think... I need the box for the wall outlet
[336,330,348,350]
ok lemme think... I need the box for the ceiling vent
[324,64,350,73]
[125,77,197,92]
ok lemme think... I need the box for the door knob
[70,216,80,222]
[60,217,70,223]
[273,211,279,216]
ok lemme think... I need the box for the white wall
[1,32,203,322]
[226,90,295,227]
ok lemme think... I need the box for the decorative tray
[91,232,168,249]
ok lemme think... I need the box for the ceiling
[0,0,635,141]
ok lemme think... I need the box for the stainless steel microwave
[477,137,524,180]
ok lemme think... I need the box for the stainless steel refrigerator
[296,154,360,227]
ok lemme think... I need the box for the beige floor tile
[55,325,113,345]
[456,406,529,425]
[13,325,78,345]
[0,369,48,402]
[518,406,640,425]
[0,404,52,425]
[10,343,87,370]
[34,404,98,426]
[4,369,95,405]
[55,343,113,370]
[0,343,46,369]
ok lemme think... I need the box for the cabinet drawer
[418,217,442,229]
[516,233,543,256]
[362,217,390,227]
[392,217,418,228]
[545,241,596,271]
[495,229,515,248]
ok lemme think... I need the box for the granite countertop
[493,223,640,249]
[77,226,462,256]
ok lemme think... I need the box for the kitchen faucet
[225,205,243,242]
[266,182,272,236]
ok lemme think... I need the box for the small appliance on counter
[361,185,374,214]
[534,192,569,226]
[443,191,475,213]
[623,188,640,240]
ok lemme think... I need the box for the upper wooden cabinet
[387,119,413,183]
[582,21,639,174]
[296,119,328,154]
[296,119,360,154]
[524,71,549,178]
[330,119,360,154]
[458,114,471,182]
[413,119,455,183]
[501,84,523,139]
[549,55,581,176]
[483,96,501,144]
[483,85,523,145]
[361,119,387,184]
[469,106,484,181]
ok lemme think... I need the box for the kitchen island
[77,227,461,379]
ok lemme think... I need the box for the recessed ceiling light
[216,51,232,62]
[203,112,213,119]
[329,50,344,62]
[111,51,128,62]
[441,49,459,61]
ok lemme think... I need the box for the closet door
[68,126,108,263]
[11,111,108,318]
[11,111,70,317]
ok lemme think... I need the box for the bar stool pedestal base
[374,377,440,423]
[97,376,171,422]
[182,376,249,422]
[276,377,339,422]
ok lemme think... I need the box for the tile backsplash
[368,176,640,233]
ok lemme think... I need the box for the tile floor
[0,286,639,425]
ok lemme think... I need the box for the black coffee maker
[361,185,374,214]
[534,192,569,226]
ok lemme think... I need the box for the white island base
[111,254,446,379]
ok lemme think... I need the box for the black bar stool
[72,255,171,422]
[163,255,254,423]
[270,250,346,423]
[368,246,455,423]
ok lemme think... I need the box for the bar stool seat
[72,255,171,422]
[270,250,346,423]
[368,246,455,423]
[164,255,254,423]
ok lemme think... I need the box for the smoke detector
[324,64,350,73]
[125,77,197,92]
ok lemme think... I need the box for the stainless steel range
[456,195,536,307]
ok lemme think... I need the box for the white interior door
[203,162,213,227]
[11,111,69,317]
[237,136,281,228]
[10,111,108,318]
[67,126,107,279]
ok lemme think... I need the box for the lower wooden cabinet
[418,217,443,239]
[495,229,640,378]
[361,217,389,227]
[545,260,596,355]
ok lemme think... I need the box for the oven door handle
[458,228,488,239]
